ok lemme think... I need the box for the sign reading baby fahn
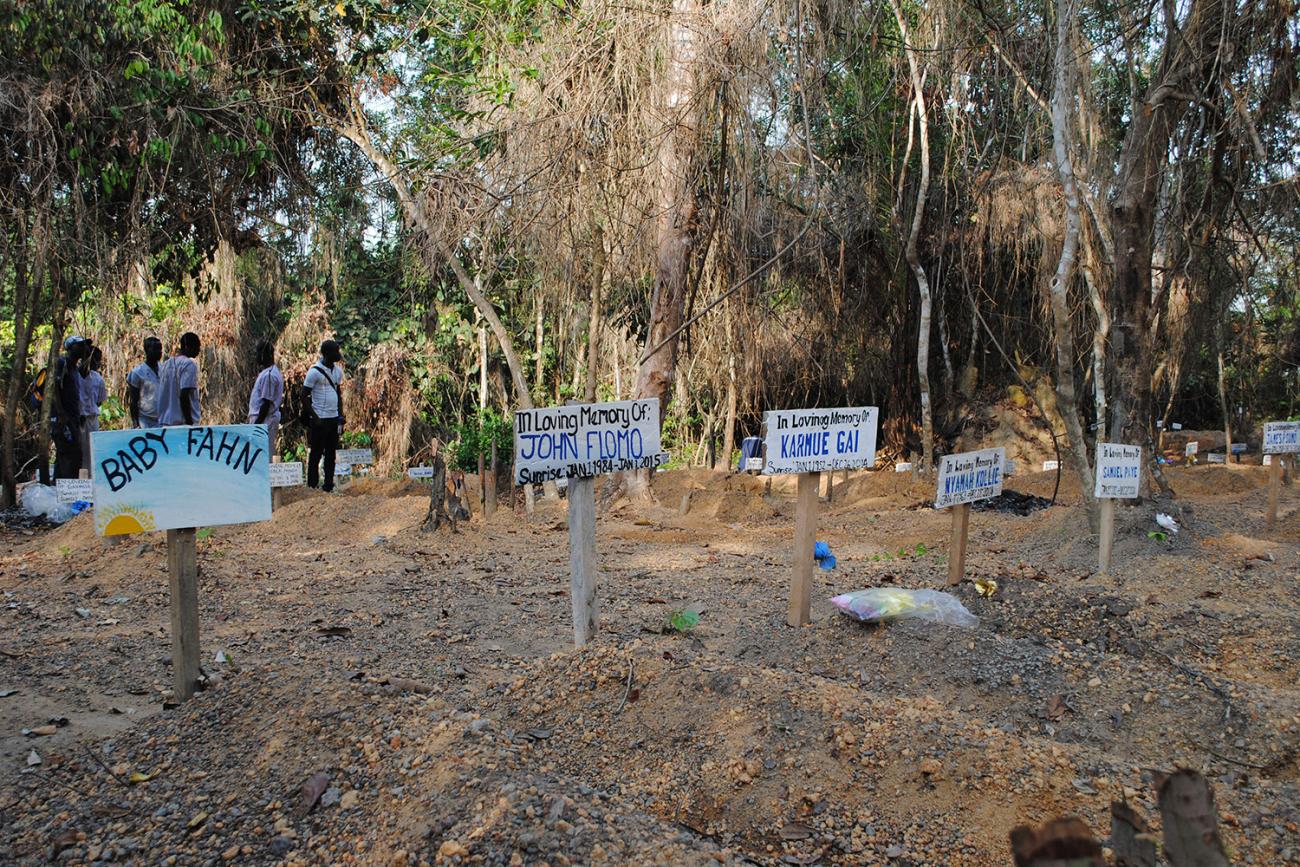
[91,424,272,536]
[514,398,668,484]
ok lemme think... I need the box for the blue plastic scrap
[813,541,836,570]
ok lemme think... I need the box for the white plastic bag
[830,588,978,628]
[19,484,75,523]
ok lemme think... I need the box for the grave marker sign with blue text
[513,398,667,484]
[761,407,879,475]
[91,424,271,536]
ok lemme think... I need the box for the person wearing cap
[78,346,107,470]
[301,339,344,492]
[127,337,163,428]
[157,332,202,426]
[247,339,284,457]
[52,336,88,479]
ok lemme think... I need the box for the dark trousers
[53,421,82,480]
[307,417,340,491]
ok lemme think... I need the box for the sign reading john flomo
[514,398,668,485]
[761,407,879,475]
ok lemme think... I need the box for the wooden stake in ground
[486,436,498,517]
[1267,456,1282,529]
[934,447,1006,585]
[271,455,282,511]
[166,527,201,701]
[947,502,970,585]
[787,471,819,626]
[567,476,597,646]
[1098,498,1115,573]
[1093,442,1141,574]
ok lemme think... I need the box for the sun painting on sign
[98,503,157,536]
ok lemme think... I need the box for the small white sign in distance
[1185,441,1199,456]
[1207,453,1226,464]
[334,463,352,477]
[1263,421,1300,454]
[408,466,436,479]
[743,457,763,472]
[337,448,374,466]
[1171,423,1183,431]
[934,447,1005,510]
[761,406,879,475]
[1264,455,1274,465]
[1094,442,1141,499]
[268,462,304,488]
[1042,460,1060,472]
[56,478,94,504]
[894,461,913,473]
[1003,458,1017,477]
[514,398,667,485]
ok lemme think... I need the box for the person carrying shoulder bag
[301,339,345,492]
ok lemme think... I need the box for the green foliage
[452,409,512,473]
[667,608,701,633]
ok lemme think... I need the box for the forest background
[1,0,1296,522]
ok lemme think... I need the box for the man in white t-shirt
[157,332,202,426]
[127,337,163,428]
[301,339,344,492]
[247,340,284,457]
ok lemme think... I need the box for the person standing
[78,346,107,470]
[52,336,88,479]
[247,340,284,457]
[157,332,202,427]
[127,337,164,428]
[302,339,344,492]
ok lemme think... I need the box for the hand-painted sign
[894,461,913,473]
[1094,442,1141,499]
[407,466,436,479]
[1207,453,1226,464]
[56,478,94,504]
[1263,421,1300,454]
[90,425,270,536]
[761,407,878,475]
[934,447,1005,510]
[337,448,374,466]
[1003,458,1017,476]
[335,463,352,477]
[1042,460,1060,472]
[514,398,667,484]
[743,457,763,472]
[1184,441,1199,457]
[269,462,304,488]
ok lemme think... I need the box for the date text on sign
[514,398,668,484]
[761,407,878,475]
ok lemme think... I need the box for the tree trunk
[718,312,737,471]
[478,320,488,507]
[629,0,702,498]
[1,230,35,508]
[534,297,544,394]
[1216,318,1232,463]
[586,228,604,402]
[1047,0,1097,530]
[1107,0,1223,475]
[888,0,934,475]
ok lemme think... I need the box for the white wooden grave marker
[1042,460,1060,472]
[90,424,271,702]
[56,478,94,504]
[760,407,879,626]
[1263,421,1299,528]
[269,461,304,487]
[407,466,436,480]
[1093,442,1141,574]
[514,398,668,646]
[934,447,1005,585]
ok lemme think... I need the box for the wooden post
[1267,456,1282,529]
[271,455,282,511]
[166,528,201,701]
[567,476,597,646]
[825,470,834,503]
[1098,497,1115,574]
[787,471,819,627]
[485,438,498,516]
[947,503,971,586]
